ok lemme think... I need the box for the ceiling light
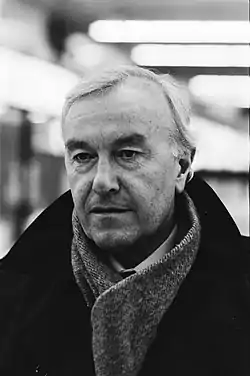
[0,46,78,116]
[189,75,250,108]
[89,20,250,44]
[191,116,249,172]
[131,44,250,67]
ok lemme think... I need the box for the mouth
[90,207,130,214]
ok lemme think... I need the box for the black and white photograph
[0,0,249,375]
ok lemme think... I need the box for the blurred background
[0,0,249,258]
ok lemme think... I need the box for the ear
[175,154,192,194]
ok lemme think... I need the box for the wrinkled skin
[62,77,191,266]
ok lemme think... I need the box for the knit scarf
[71,192,201,376]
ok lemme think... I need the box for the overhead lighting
[0,46,78,116]
[189,75,250,108]
[131,44,250,67]
[191,116,249,172]
[89,20,250,44]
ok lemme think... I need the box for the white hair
[62,65,196,160]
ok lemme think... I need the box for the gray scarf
[71,192,201,376]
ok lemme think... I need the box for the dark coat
[0,176,250,376]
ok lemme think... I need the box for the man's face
[63,77,185,252]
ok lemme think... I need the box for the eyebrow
[65,133,146,152]
[113,134,146,148]
[65,139,90,153]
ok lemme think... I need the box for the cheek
[146,163,176,195]
[66,168,91,208]
[126,168,174,218]
[145,166,176,214]
[149,178,175,213]
[66,167,78,195]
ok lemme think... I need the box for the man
[0,66,249,376]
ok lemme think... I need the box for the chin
[90,229,139,251]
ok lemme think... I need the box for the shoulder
[186,174,249,273]
[0,191,77,372]
[0,190,74,275]
[186,174,242,242]
[241,236,250,255]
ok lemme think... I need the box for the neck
[109,214,176,270]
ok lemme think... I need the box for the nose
[92,157,119,195]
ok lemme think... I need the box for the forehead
[63,76,173,140]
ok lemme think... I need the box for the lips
[90,206,130,214]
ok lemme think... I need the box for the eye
[116,149,140,160]
[73,152,95,163]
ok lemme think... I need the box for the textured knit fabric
[71,191,201,376]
